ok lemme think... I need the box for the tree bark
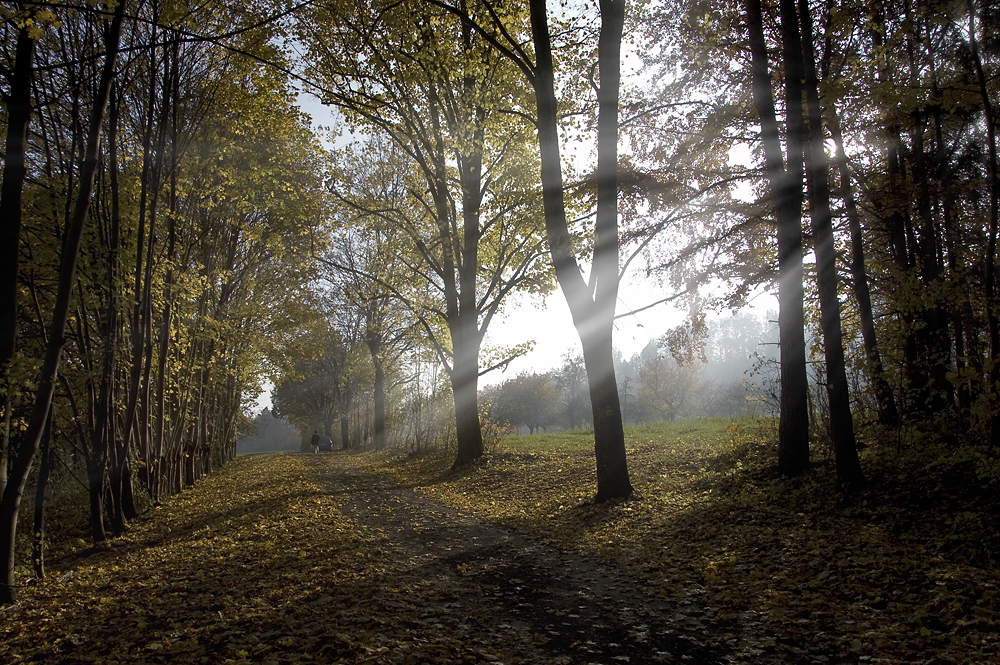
[746,0,810,476]
[0,19,36,499]
[797,0,863,485]
[828,112,899,427]
[31,416,53,579]
[372,355,386,450]
[0,0,126,605]
[528,0,632,500]
[450,320,484,467]
[967,0,1000,444]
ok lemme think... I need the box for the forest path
[1,451,731,665]
[321,452,727,664]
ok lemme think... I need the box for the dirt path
[322,455,729,664]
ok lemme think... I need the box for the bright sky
[482,275,687,382]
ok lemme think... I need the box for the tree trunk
[747,0,810,476]
[967,0,1000,444]
[581,326,631,502]
[0,0,126,605]
[817,2,899,429]
[528,0,631,500]
[903,11,953,416]
[450,321,484,467]
[373,358,386,450]
[31,417,53,579]
[828,110,899,427]
[0,21,36,499]
[797,0,863,486]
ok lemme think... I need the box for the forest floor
[1,419,998,664]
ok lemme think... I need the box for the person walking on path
[310,430,320,453]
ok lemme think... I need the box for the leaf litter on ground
[1,417,997,665]
[358,418,1000,665]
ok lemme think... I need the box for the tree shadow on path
[325,456,732,664]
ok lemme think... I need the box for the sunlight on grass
[502,416,756,456]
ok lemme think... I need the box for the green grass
[502,416,760,455]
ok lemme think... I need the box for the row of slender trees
[0,2,327,603]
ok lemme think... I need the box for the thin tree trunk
[747,0,810,476]
[967,0,1000,444]
[372,357,386,450]
[797,0,863,485]
[0,1,126,605]
[819,2,899,429]
[0,20,36,499]
[900,2,953,415]
[31,414,53,579]
[830,119,899,427]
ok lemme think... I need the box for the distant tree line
[484,312,780,432]
[235,409,301,455]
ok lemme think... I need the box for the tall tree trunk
[31,414,53,579]
[828,110,899,427]
[747,0,810,476]
[0,1,126,605]
[0,19,36,498]
[903,6,953,415]
[820,2,899,428]
[528,0,632,500]
[797,0,863,485]
[967,0,1000,445]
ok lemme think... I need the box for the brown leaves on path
[0,452,723,665]
[359,423,1000,665]
[2,427,999,665]
[1,454,476,664]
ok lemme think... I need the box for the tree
[0,0,127,605]
[432,0,633,499]
[301,2,551,470]
[634,353,701,422]
[273,327,355,443]
[1,0,330,601]
[236,409,301,455]
[745,0,810,477]
[794,0,862,485]
[0,6,38,499]
[555,354,592,430]
[327,228,416,451]
[492,372,560,433]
